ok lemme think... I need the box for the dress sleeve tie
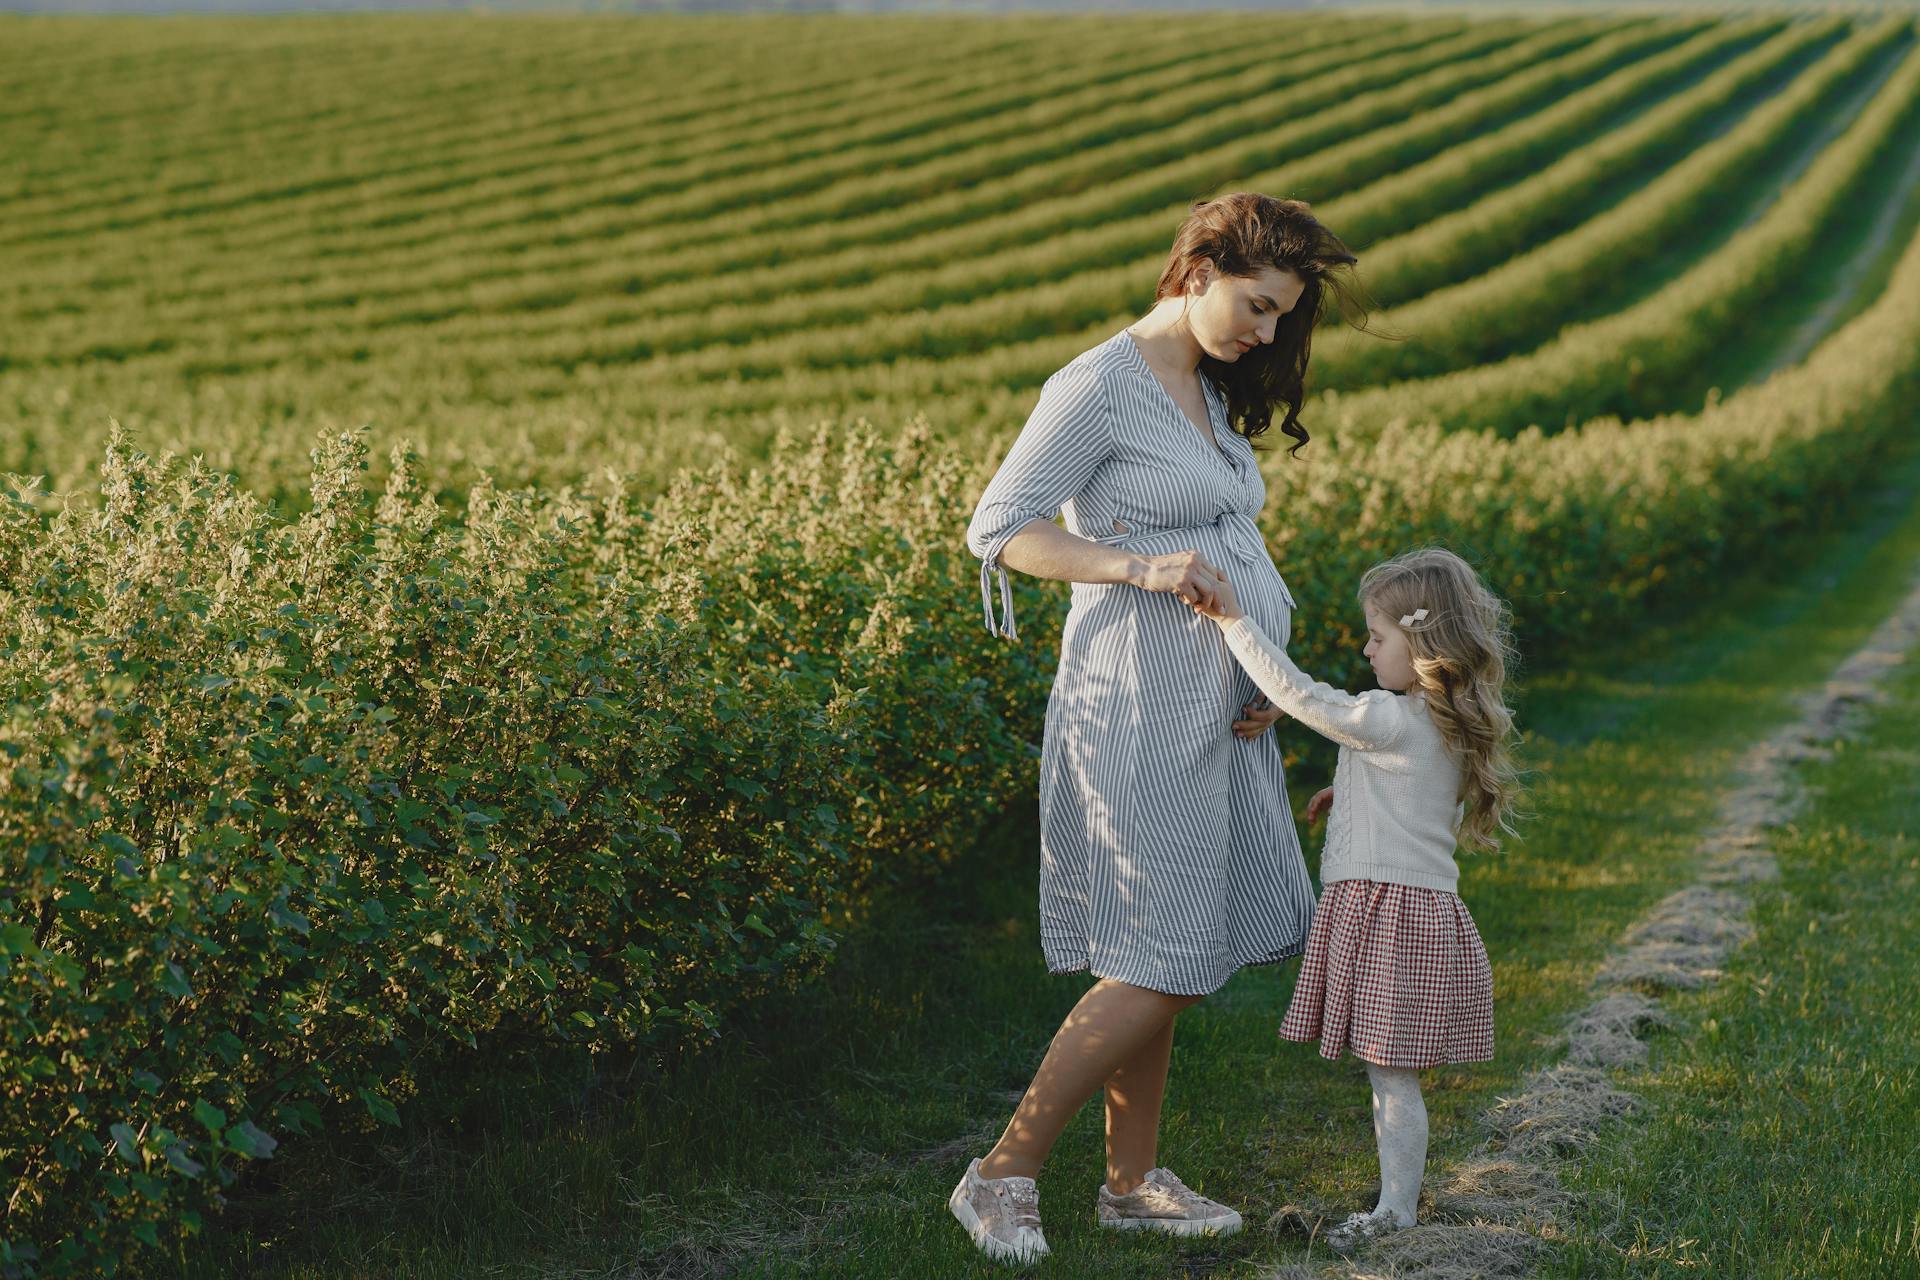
[979,558,1019,641]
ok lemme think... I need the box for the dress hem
[1278,1026,1496,1071]
[1040,941,1308,997]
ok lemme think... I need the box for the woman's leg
[1102,1014,1177,1195]
[978,978,1201,1181]
[1364,1063,1428,1226]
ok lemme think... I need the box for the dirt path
[1267,562,1920,1280]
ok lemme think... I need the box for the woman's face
[1188,262,1306,362]
[1362,604,1417,693]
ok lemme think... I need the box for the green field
[5,9,1920,1278]
[4,11,1920,498]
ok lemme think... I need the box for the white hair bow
[1399,608,1429,627]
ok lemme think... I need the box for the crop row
[209,19,1711,366]
[1305,16,1912,389]
[128,16,1306,256]
[1,15,1223,256]
[1320,36,1920,438]
[0,14,1100,215]
[0,16,1366,313]
[4,16,1495,320]
[7,20,1591,365]
[462,24,1732,384]
[492,16,1765,348]
[2,20,702,213]
[0,21,1132,258]
[262,27,1903,427]
[1327,15,1836,294]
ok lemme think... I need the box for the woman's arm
[1001,520,1227,607]
[999,518,1143,585]
[967,365,1226,636]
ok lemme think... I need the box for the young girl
[1191,545,1522,1251]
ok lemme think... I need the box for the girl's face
[1187,262,1305,363]
[1363,604,1417,693]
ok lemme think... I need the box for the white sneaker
[1325,1206,1411,1252]
[1096,1167,1243,1237]
[948,1157,1050,1265]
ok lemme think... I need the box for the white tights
[1366,1063,1428,1226]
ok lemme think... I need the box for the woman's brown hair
[1154,192,1372,456]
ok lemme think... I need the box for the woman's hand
[1232,695,1284,740]
[1306,787,1335,824]
[1132,550,1230,613]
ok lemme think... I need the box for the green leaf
[359,1090,401,1127]
[224,1120,278,1159]
[267,901,312,935]
[110,1123,140,1166]
[159,962,192,999]
[164,1144,205,1179]
[192,1099,227,1134]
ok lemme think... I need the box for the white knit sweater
[1223,616,1466,893]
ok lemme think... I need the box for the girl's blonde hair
[1358,547,1523,853]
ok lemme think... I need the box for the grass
[183,436,1920,1279]
[1547,592,1920,1278]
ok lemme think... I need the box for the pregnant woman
[950,193,1368,1264]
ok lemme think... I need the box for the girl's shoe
[1096,1167,1244,1237]
[1325,1206,1411,1252]
[948,1157,1050,1265]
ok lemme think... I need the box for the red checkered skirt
[1279,878,1493,1069]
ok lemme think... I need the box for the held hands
[1132,549,1239,617]
[1190,567,1242,623]
[1133,550,1244,622]
[1306,787,1335,824]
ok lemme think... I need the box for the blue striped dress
[966,328,1316,996]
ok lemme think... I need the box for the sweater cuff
[1224,615,1262,647]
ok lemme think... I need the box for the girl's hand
[1232,696,1284,739]
[1185,566,1243,623]
[1133,550,1229,613]
[1306,786,1335,824]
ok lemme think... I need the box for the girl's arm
[1219,615,1409,753]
